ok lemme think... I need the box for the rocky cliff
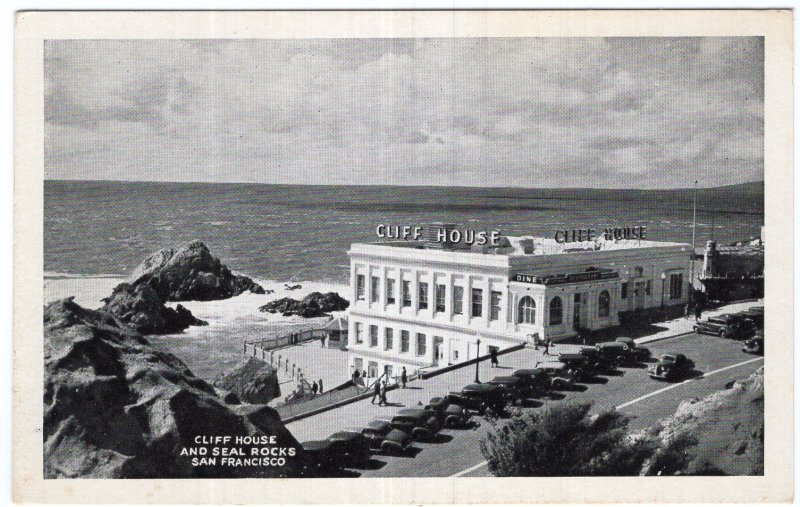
[127,240,264,301]
[259,291,349,318]
[44,298,300,478]
[214,357,281,404]
[101,283,208,334]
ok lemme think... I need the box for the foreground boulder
[44,298,300,478]
[127,240,264,301]
[258,291,349,318]
[101,283,207,334]
[214,357,281,404]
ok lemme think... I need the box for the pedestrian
[490,348,499,368]
[695,305,703,321]
[400,367,407,389]
[531,333,539,350]
[581,334,587,345]
[371,380,380,404]
[318,379,324,393]
[311,381,319,395]
[353,369,360,380]
[543,339,550,356]
[362,369,368,379]
[379,380,388,406]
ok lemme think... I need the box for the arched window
[598,290,610,317]
[549,297,563,325]
[517,296,536,324]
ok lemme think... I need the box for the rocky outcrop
[258,291,349,318]
[214,357,281,404]
[44,298,300,479]
[101,283,208,334]
[127,240,264,301]
[643,367,764,475]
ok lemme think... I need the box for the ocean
[45,180,764,283]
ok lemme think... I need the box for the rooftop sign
[514,270,619,285]
[555,226,647,243]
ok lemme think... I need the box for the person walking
[318,379,324,393]
[371,380,381,404]
[379,380,388,407]
[400,367,407,389]
[695,305,703,321]
[362,369,367,379]
[490,348,499,368]
[311,381,319,395]
[543,339,550,356]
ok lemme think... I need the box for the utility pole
[474,338,481,383]
[689,180,698,307]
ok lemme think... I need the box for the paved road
[337,332,763,478]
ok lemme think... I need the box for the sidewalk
[634,300,761,345]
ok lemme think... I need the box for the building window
[645,280,652,296]
[518,296,536,324]
[402,280,412,307]
[490,291,502,321]
[416,333,427,356]
[471,288,483,317]
[400,330,410,353]
[369,325,378,347]
[384,327,393,350]
[435,284,446,312]
[549,297,563,325]
[621,283,628,299]
[598,290,610,318]
[453,286,464,315]
[386,279,396,304]
[356,274,365,300]
[355,322,364,344]
[669,273,683,300]
[370,276,380,303]
[418,282,429,310]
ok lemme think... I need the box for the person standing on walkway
[371,380,381,404]
[379,380,388,406]
[695,305,703,321]
[311,381,318,395]
[543,339,550,356]
[400,367,407,389]
[318,379,324,393]
[490,348,499,368]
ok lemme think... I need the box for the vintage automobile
[300,439,339,471]
[424,397,472,428]
[448,383,508,415]
[487,376,534,405]
[614,337,652,360]
[742,330,764,355]
[737,308,764,328]
[359,420,413,455]
[694,314,756,339]
[325,431,371,467]
[647,353,695,381]
[578,346,617,373]
[595,341,642,366]
[388,408,441,440]
[557,353,594,381]
[534,360,576,389]
[511,368,553,395]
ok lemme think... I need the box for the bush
[479,402,653,476]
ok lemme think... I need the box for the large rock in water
[101,283,208,335]
[214,357,281,404]
[258,292,349,318]
[43,298,301,478]
[127,240,264,301]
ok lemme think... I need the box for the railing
[243,327,328,358]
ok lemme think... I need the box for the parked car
[511,368,554,396]
[614,337,652,360]
[742,330,764,355]
[647,353,696,381]
[301,439,339,471]
[578,346,617,373]
[694,314,756,339]
[388,408,441,440]
[737,308,764,328]
[487,375,534,405]
[534,360,576,389]
[557,353,594,381]
[595,341,641,366]
[448,383,508,415]
[424,397,472,428]
[359,420,412,455]
[325,431,371,467]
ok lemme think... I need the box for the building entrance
[635,281,646,310]
[573,293,582,329]
[432,336,444,366]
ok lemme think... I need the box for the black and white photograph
[12,9,793,505]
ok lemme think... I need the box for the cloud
[44,37,764,188]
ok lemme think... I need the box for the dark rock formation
[127,240,264,301]
[43,298,300,479]
[214,357,281,404]
[101,283,208,335]
[258,291,349,318]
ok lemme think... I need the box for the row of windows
[516,290,611,326]
[618,275,682,301]
[356,274,503,320]
[353,322,429,356]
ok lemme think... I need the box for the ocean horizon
[45,179,764,284]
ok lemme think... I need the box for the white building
[346,232,690,379]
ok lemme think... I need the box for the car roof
[386,428,410,440]
[462,383,502,392]
[489,376,518,383]
[328,431,362,441]
[302,440,333,451]
[366,419,392,431]
[513,368,543,376]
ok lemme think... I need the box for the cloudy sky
[44,37,763,189]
